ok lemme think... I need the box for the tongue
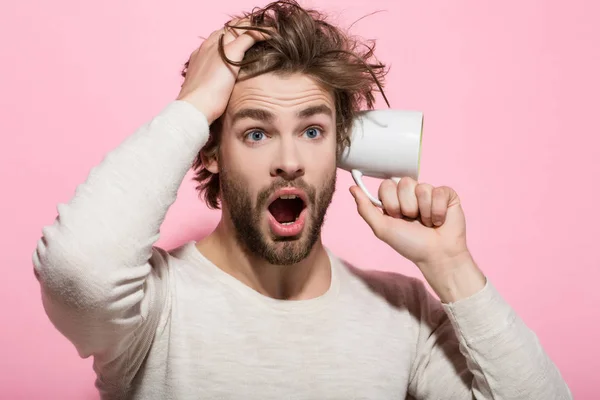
[269,199,297,224]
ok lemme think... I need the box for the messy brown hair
[183,0,389,209]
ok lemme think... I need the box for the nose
[270,136,305,181]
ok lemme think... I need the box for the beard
[219,167,336,266]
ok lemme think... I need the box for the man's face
[212,72,337,265]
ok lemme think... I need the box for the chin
[259,222,318,266]
[227,187,328,266]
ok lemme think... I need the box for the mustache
[256,179,317,208]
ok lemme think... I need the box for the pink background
[1,0,598,398]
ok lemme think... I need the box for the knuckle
[400,176,416,188]
[384,178,397,186]
[415,183,432,198]
[434,186,450,197]
[380,178,396,190]
[378,179,396,197]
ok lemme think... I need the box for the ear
[201,150,219,174]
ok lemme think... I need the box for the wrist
[417,251,486,303]
[176,94,218,125]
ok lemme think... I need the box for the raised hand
[177,19,269,124]
[351,177,486,302]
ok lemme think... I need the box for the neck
[196,219,332,300]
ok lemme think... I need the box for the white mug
[337,109,424,207]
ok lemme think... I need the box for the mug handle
[351,169,401,208]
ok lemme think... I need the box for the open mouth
[268,194,306,225]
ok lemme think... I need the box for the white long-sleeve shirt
[33,100,572,399]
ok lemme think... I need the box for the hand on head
[177,18,271,124]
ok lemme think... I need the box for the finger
[226,17,243,26]
[225,17,247,29]
[350,186,388,240]
[226,18,249,37]
[221,26,239,45]
[378,179,402,218]
[209,18,249,44]
[224,30,266,57]
[188,47,200,60]
[415,183,434,227]
[227,18,272,41]
[398,177,419,219]
[189,28,222,58]
[203,26,228,46]
[221,18,250,45]
[431,186,450,226]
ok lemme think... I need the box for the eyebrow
[230,104,334,125]
[297,104,334,119]
[231,108,275,124]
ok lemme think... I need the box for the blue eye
[247,130,266,141]
[304,127,322,139]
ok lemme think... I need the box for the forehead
[225,72,335,119]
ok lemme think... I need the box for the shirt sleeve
[407,278,573,399]
[32,100,209,385]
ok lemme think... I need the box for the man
[33,1,571,399]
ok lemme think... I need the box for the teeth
[281,221,294,226]
[279,195,298,200]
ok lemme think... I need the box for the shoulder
[155,241,223,287]
[150,241,200,270]
[334,256,444,318]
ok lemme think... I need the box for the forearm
[34,100,208,270]
[442,281,573,399]
[411,254,571,399]
[33,100,209,353]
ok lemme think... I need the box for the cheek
[221,137,263,171]
[304,141,337,170]
[236,147,272,174]
[221,143,272,189]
